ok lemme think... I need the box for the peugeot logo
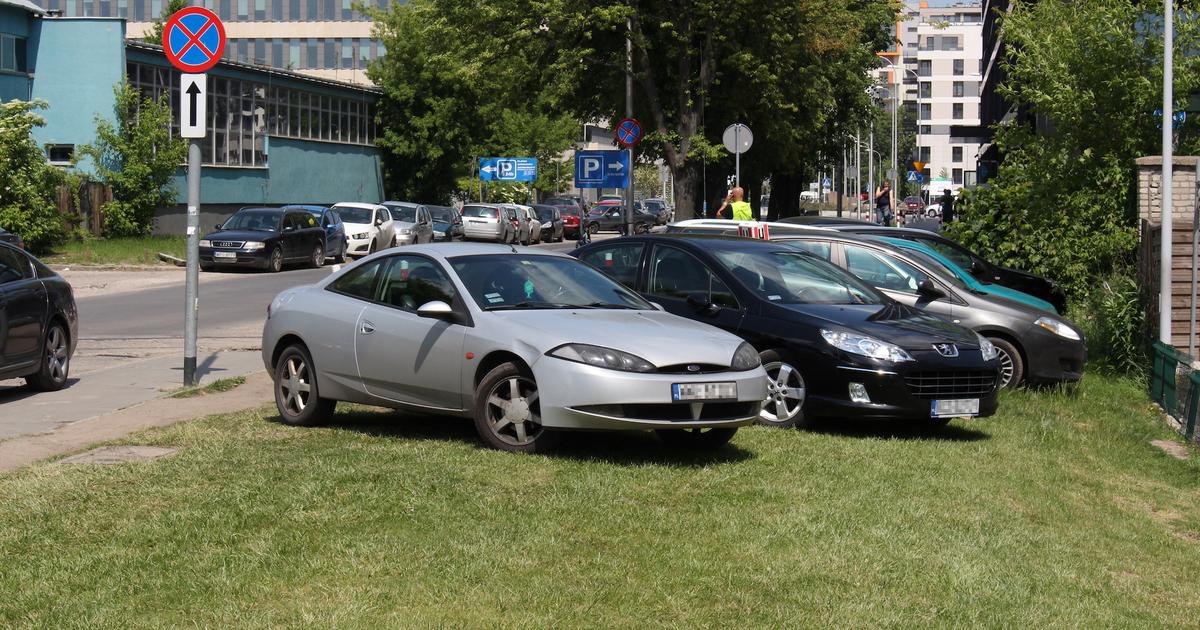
[687,364,702,372]
[933,343,959,358]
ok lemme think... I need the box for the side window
[648,246,737,308]
[378,256,457,312]
[320,212,331,228]
[0,248,30,285]
[328,258,385,301]
[578,243,644,289]
[844,245,930,293]
[376,209,387,225]
[788,240,831,260]
[916,237,975,270]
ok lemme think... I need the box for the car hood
[976,282,1057,313]
[776,302,981,350]
[342,221,376,233]
[392,221,418,230]
[491,309,744,367]
[202,228,277,241]
[433,220,453,230]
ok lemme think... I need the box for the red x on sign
[163,7,226,73]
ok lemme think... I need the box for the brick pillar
[1137,156,1200,354]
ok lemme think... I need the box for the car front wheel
[274,344,336,426]
[27,321,70,391]
[309,243,324,268]
[989,337,1024,389]
[474,362,552,453]
[267,247,283,273]
[757,350,807,428]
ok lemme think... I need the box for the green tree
[0,100,68,253]
[80,83,188,237]
[144,0,188,46]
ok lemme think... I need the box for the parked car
[429,205,463,241]
[571,234,1001,428]
[902,196,924,216]
[0,242,76,391]
[332,202,394,257]
[461,204,516,243]
[0,228,24,250]
[517,205,542,245]
[262,244,768,452]
[586,205,654,235]
[500,204,534,245]
[556,206,582,239]
[642,198,671,224]
[200,207,327,272]
[782,220,1069,313]
[382,201,436,246]
[283,204,348,263]
[532,204,565,242]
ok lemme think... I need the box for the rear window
[462,205,498,219]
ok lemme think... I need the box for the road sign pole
[183,138,200,386]
[624,17,634,237]
[735,126,741,188]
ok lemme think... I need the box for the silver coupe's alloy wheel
[46,326,68,384]
[279,354,312,416]
[485,376,542,446]
[996,347,1015,388]
[760,361,805,424]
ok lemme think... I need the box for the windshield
[912,236,979,272]
[429,207,455,222]
[222,210,280,231]
[336,206,374,225]
[644,200,665,210]
[462,205,498,219]
[535,207,556,221]
[450,254,653,311]
[385,204,417,223]
[557,206,580,217]
[713,250,884,305]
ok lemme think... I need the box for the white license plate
[213,251,237,259]
[468,219,489,224]
[931,398,980,418]
[673,382,737,401]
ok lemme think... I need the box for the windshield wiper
[483,301,573,311]
[580,302,637,309]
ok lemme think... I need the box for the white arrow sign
[180,73,206,139]
[608,162,624,171]
[481,166,497,174]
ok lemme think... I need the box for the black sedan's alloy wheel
[474,362,552,453]
[28,322,69,391]
[273,344,335,426]
[268,247,283,273]
[310,243,324,268]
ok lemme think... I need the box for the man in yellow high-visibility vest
[717,187,753,220]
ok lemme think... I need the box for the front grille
[904,371,996,399]
[212,241,244,248]
[656,363,729,375]
[574,401,760,422]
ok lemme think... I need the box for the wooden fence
[1140,220,1200,353]
[56,181,112,236]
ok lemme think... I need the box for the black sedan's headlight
[730,342,761,371]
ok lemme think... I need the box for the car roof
[602,233,819,254]
[361,242,574,263]
[236,206,285,214]
[332,202,383,210]
[382,200,421,208]
[776,215,875,226]
[668,219,834,233]
[831,225,950,240]
[281,204,330,212]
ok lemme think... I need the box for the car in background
[543,196,587,214]
[0,228,24,250]
[0,242,76,391]
[902,196,924,216]
[429,205,463,241]
[284,204,348,263]
[532,204,565,242]
[498,204,534,245]
[333,202,394,257]
[556,205,583,239]
[200,207,327,272]
[262,244,768,452]
[642,198,671,224]
[517,205,542,245]
[382,201,435,246]
[586,204,655,235]
[461,204,516,243]
[600,194,624,204]
[571,235,1001,428]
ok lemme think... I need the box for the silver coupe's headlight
[1034,316,1081,341]
[243,241,266,251]
[352,232,368,240]
[199,239,211,247]
[820,329,914,363]
[977,334,999,361]
[730,342,760,371]
[548,343,655,372]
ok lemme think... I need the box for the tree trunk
[672,163,700,220]
[772,173,802,219]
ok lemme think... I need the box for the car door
[320,211,337,252]
[577,241,646,290]
[354,254,467,410]
[841,243,957,320]
[285,212,310,260]
[0,247,44,372]
[418,207,434,243]
[375,207,393,245]
[644,244,744,336]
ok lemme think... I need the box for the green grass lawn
[40,236,187,266]
[2,374,1199,627]
[169,376,247,399]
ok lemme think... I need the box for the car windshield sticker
[485,292,503,304]
[308,216,316,226]
[605,252,613,267]
[524,280,535,299]
[768,295,782,301]
[400,259,410,281]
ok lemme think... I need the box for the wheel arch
[977,328,1027,368]
[473,350,532,390]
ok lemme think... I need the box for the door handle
[360,320,376,335]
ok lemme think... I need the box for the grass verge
[1,374,1198,627]
[169,376,247,399]
[41,236,187,267]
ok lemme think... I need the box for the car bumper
[532,357,768,430]
[463,225,504,241]
[1021,326,1087,383]
[393,233,417,246]
[346,236,374,255]
[200,247,271,268]
[804,354,1001,421]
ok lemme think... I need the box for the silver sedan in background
[262,244,767,453]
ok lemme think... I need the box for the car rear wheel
[587,222,599,235]
[655,427,737,448]
[267,247,283,273]
[757,351,807,428]
[335,241,348,263]
[989,337,1024,389]
[27,321,70,391]
[309,243,324,268]
[274,344,335,426]
[474,362,552,453]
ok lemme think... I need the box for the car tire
[274,343,336,426]
[473,362,553,453]
[26,320,70,391]
[309,243,324,268]
[587,222,599,236]
[267,247,283,273]
[654,427,737,448]
[757,350,808,428]
[989,337,1024,389]
[200,263,215,272]
[335,241,348,263]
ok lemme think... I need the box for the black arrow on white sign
[186,80,201,128]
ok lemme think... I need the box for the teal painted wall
[29,18,125,174]
[0,6,34,102]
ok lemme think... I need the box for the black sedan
[0,228,23,249]
[532,204,565,242]
[200,207,327,272]
[283,204,349,263]
[572,235,1001,428]
[586,205,655,235]
[429,205,464,241]
[0,242,76,391]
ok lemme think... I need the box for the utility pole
[1160,0,1175,346]
[868,129,875,223]
[855,129,862,218]
[891,74,898,200]
[625,16,635,236]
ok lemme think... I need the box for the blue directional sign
[574,150,630,188]
[480,157,537,182]
[907,170,923,183]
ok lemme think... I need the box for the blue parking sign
[574,150,629,188]
[480,157,537,182]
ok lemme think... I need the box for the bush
[1073,271,1147,377]
[0,100,68,254]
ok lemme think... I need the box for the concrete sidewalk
[0,350,265,441]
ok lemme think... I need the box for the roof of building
[0,0,46,14]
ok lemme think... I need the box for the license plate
[931,398,980,418]
[672,382,737,401]
[213,251,237,259]
[469,219,488,224]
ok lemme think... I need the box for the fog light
[848,382,871,404]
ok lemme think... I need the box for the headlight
[542,222,552,228]
[434,231,445,238]
[397,228,412,235]
[352,232,369,240]
[548,343,655,372]
[1034,316,1081,341]
[199,239,211,247]
[243,241,266,251]
[977,334,999,361]
[730,342,761,371]
[820,329,914,363]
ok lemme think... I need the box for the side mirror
[214,223,223,230]
[686,292,718,314]
[416,300,457,321]
[283,225,295,232]
[917,279,945,298]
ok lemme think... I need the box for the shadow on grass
[806,416,989,442]
[271,407,754,468]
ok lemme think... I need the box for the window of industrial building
[952,146,963,163]
[46,144,74,165]
[918,82,931,98]
[953,81,964,97]
[0,35,27,73]
[953,103,963,119]
[918,60,931,77]
[953,59,964,75]
[953,168,963,185]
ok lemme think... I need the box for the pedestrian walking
[940,188,955,224]
[874,181,894,226]
[716,187,753,220]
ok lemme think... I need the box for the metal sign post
[722,123,753,188]
[616,117,642,236]
[164,6,224,386]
